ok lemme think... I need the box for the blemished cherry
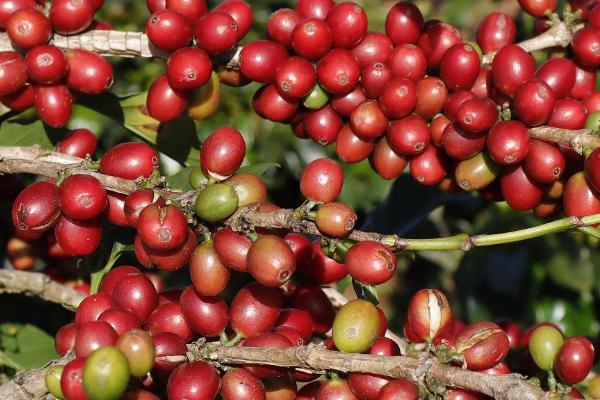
[500,165,545,211]
[345,241,396,285]
[476,12,516,53]
[455,321,510,370]
[213,0,253,38]
[194,11,238,55]
[491,44,535,96]
[34,84,72,127]
[100,142,159,180]
[487,120,530,165]
[439,43,481,91]
[275,56,316,99]
[406,289,452,342]
[295,0,334,19]
[267,8,301,48]
[361,63,393,99]
[50,0,94,35]
[54,215,102,256]
[240,40,289,84]
[291,18,332,61]
[221,368,266,400]
[248,235,296,287]
[370,136,409,180]
[336,123,375,163]
[166,0,207,22]
[146,9,192,51]
[387,44,427,82]
[291,284,335,334]
[112,273,159,322]
[7,8,51,49]
[416,21,462,68]
[300,158,343,202]
[55,323,77,356]
[137,204,188,251]
[513,79,556,127]
[180,286,229,337]
[74,320,118,357]
[230,281,283,337]
[12,181,59,232]
[300,239,347,284]
[167,361,220,400]
[61,358,88,400]
[349,100,388,139]
[385,1,423,45]
[142,229,196,272]
[410,146,448,186]
[189,240,231,296]
[56,129,97,158]
[317,49,360,95]
[387,114,430,155]
[379,78,417,119]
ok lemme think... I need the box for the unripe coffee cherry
[248,235,296,287]
[455,152,499,192]
[100,142,159,179]
[315,202,357,236]
[528,325,564,371]
[137,204,188,251]
[45,365,65,400]
[345,241,396,285]
[82,346,130,400]
[194,183,239,222]
[300,158,343,202]
[406,288,452,342]
[455,322,510,370]
[224,173,268,206]
[332,299,381,353]
[116,329,155,378]
[200,126,246,178]
[58,174,107,220]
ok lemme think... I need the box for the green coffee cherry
[45,365,65,400]
[303,84,329,110]
[528,325,564,371]
[332,299,381,353]
[585,110,600,130]
[195,183,239,222]
[82,346,130,400]
[189,167,209,190]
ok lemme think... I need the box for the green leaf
[165,166,196,192]
[352,279,380,305]
[237,162,280,176]
[0,120,64,148]
[336,275,352,293]
[2,325,58,370]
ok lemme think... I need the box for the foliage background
[0,0,599,375]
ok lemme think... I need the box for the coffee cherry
[570,62,596,99]
[300,239,347,284]
[300,158,343,202]
[548,98,587,129]
[291,18,331,61]
[345,241,396,285]
[291,285,335,334]
[54,215,102,256]
[253,83,299,122]
[529,325,564,371]
[151,332,187,382]
[456,97,498,133]
[317,49,360,94]
[535,58,576,99]
[350,33,392,70]
[500,165,544,211]
[315,202,357,237]
[573,27,600,66]
[188,240,229,296]
[61,358,88,400]
[385,1,423,45]
[34,84,73,127]
[347,338,400,400]
[50,0,94,34]
[564,171,600,217]
[0,0,36,29]
[267,8,301,48]
[45,365,65,400]
[387,114,430,155]
[296,0,333,19]
[166,47,212,91]
[476,12,516,53]
[325,2,367,48]
[442,123,486,160]
[275,56,316,99]
[407,289,452,341]
[123,190,163,228]
[194,11,238,55]
[377,379,419,400]
[379,78,417,119]
[100,142,159,180]
[317,378,359,400]
[491,45,535,96]
[348,100,388,139]
[0,83,33,110]
[417,22,462,69]
[66,50,114,95]
[387,44,427,83]
[58,174,107,220]
[194,183,239,222]
[75,292,117,327]
[55,322,77,356]
[518,0,557,16]
[275,309,314,342]
[487,120,530,165]
[213,227,251,272]
[12,181,59,232]
[200,126,246,178]
[555,336,595,385]
[143,228,196,272]
[240,40,288,84]
[224,173,267,206]
[455,322,510,370]
[167,361,220,400]
[222,368,266,400]
[7,8,51,49]
[336,123,375,163]
[410,146,448,185]
[213,0,253,38]
[523,140,565,184]
[146,9,192,51]
[330,86,365,116]
[230,282,282,337]
[56,129,97,158]
[137,204,187,251]
[147,74,190,122]
[180,286,228,336]
[82,346,130,400]
[241,332,293,379]
[333,299,380,353]
[166,0,206,22]
[586,147,600,193]
[112,273,158,322]
[98,266,140,295]
[75,321,118,358]
[470,65,492,98]
[455,152,499,192]
[444,89,477,120]
[361,63,392,99]
[513,79,556,127]
[248,235,296,287]
[147,302,193,342]
[414,76,448,119]
[440,43,480,91]
[98,308,141,336]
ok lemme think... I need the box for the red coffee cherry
[584,90,600,112]
[351,31,393,68]
[441,122,486,160]
[406,288,452,342]
[304,105,343,145]
[137,204,188,251]
[370,136,408,180]
[275,56,316,99]
[147,74,190,122]
[349,100,388,140]
[12,181,59,232]
[34,84,73,127]
[221,368,266,400]
[267,8,301,48]
[242,332,293,378]
[500,165,544,211]
[414,76,448,119]
[74,320,118,357]
[291,285,335,334]
[410,146,448,185]
[100,142,159,179]
[180,286,229,337]
[487,120,530,165]
[379,77,417,119]
[200,126,246,178]
[535,58,576,99]
[570,62,596,99]
[548,98,587,129]
[142,228,196,272]
[564,172,600,217]
[167,361,220,400]
[252,83,299,122]
[518,0,557,16]
[513,79,556,127]
[151,332,187,383]
[56,128,97,158]
[240,40,288,83]
[247,235,296,287]
[470,65,493,98]
[491,45,535,96]
[0,0,36,29]
[289,18,331,61]
[213,227,252,272]
[300,158,343,202]
[523,140,565,184]
[417,21,462,69]
[190,241,231,296]
[456,97,498,133]
[331,86,367,117]
[75,292,117,326]
[61,358,87,400]
[317,49,360,94]
[387,114,430,155]
[112,273,158,322]
[325,2,367,49]
[26,45,69,85]
[378,380,419,400]
[54,214,102,255]
[295,0,334,19]
[476,12,516,53]
[385,1,423,45]
[98,307,141,336]
[315,201,357,237]
[345,241,396,285]
[283,233,313,271]
[387,44,427,82]
[124,189,163,227]
[347,337,399,399]
[214,0,253,38]
[58,174,107,220]
[572,27,600,66]
[0,51,27,96]
[0,83,33,111]
[443,89,476,120]
[300,239,347,284]
[586,147,600,192]
[230,282,283,337]
[146,9,192,51]
[50,0,94,34]
[455,321,510,371]
[147,302,193,342]
[194,11,238,55]
[430,113,451,147]
[166,0,207,23]
[166,47,212,91]
[98,266,141,294]
[55,322,77,356]
[7,8,51,49]
[275,308,314,341]
[440,43,481,91]
[555,336,595,385]
[361,63,393,99]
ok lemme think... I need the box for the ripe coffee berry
[12,181,59,232]
[417,22,462,68]
[325,2,367,48]
[222,368,266,400]
[100,142,159,179]
[379,78,417,119]
[407,289,452,341]
[315,201,357,236]
[56,128,97,158]
[487,120,530,165]
[410,146,448,185]
[247,235,296,287]
[74,320,118,357]
[58,174,107,220]
[230,282,283,337]
[166,47,212,90]
[563,172,600,217]
[304,105,343,145]
[414,76,448,119]
[491,45,535,96]
[476,12,516,53]
[387,114,430,155]
[548,98,587,129]
[189,240,231,296]
[26,45,69,85]
[54,215,102,256]
[147,74,190,122]
[513,79,556,127]
[112,273,158,322]
[240,40,288,84]
[555,336,595,385]
[0,51,27,96]
[361,63,392,99]
[455,322,510,370]
[50,0,94,34]
[441,123,486,160]
[267,8,301,48]
[214,0,253,38]
[524,140,564,183]
[137,204,188,251]
[0,84,33,111]
[387,44,427,82]
[180,286,229,337]
[146,9,192,51]
[200,126,246,178]
[317,49,360,94]
[98,307,141,336]
[7,8,51,49]
[500,165,544,211]
[300,158,343,202]
[275,56,316,99]
[345,241,396,285]
[34,84,72,127]
[167,361,220,400]
[295,0,334,19]
[349,100,388,139]
[0,0,36,29]
[351,32,393,68]
[330,86,366,116]
[61,358,87,400]
[369,136,408,180]
[456,97,498,133]
[535,58,576,99]
[194,11,238,55]
[385,1,423,45]
[252,83,299,122]
[518,0,557,16]
[147,302,193,342]
[439,43,481,91]
[291,18,332,61]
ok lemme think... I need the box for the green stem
[89,243,134,294]
[224,332,244,346]
[402,214,600,251]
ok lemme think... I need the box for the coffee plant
[1,0,600,399]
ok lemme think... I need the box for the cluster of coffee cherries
[230,0,600,219]
[0,0,114,127]
[143,0,253,122]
